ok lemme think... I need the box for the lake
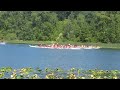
[0,44,120,70]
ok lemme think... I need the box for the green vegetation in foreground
[5,40,120,49]
[0,67,119,79]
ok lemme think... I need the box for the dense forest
[0,11,120,43]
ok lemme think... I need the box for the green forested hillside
[0,11,120,43]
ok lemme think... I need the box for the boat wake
[29,45,100,50]
[29,45,39,48]
[0,42,6,45]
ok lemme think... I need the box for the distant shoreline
[4,40,120,49]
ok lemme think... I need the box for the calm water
[0,44,120,70]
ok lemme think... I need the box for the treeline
[0,11,120,43]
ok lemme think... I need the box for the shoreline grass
[4,40,120,49]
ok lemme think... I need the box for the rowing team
[30,43,100,49]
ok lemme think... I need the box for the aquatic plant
[0,67,120,79]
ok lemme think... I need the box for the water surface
[0,44,120,70]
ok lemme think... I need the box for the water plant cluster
[0,67,120,79]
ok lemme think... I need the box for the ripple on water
[0,44,120,70]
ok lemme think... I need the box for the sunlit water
[0,44,120,70]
